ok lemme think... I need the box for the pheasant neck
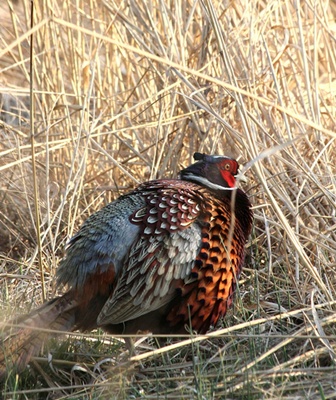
[207,186,252,240]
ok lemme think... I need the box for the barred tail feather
[0,292,78,380]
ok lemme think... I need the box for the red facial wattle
[220,169,236,188]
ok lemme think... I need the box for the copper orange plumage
[0,152,253,379]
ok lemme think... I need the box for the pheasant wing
[97,180,204,326]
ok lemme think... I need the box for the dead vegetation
[1,0,336,398]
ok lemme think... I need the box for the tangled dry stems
[1,0,336,398]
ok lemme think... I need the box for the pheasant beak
[235,169,248,184]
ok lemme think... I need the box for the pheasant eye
[224,163,231,171]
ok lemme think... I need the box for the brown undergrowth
[1,0,336,398]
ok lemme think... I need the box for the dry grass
[1,0,336,398]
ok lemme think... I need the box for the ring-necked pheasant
[0,152,253,379]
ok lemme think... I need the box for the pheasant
[0,152,253,379]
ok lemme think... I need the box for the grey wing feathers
[57,194,145,289]
[97,223,202,325]
[56,180,204,329]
